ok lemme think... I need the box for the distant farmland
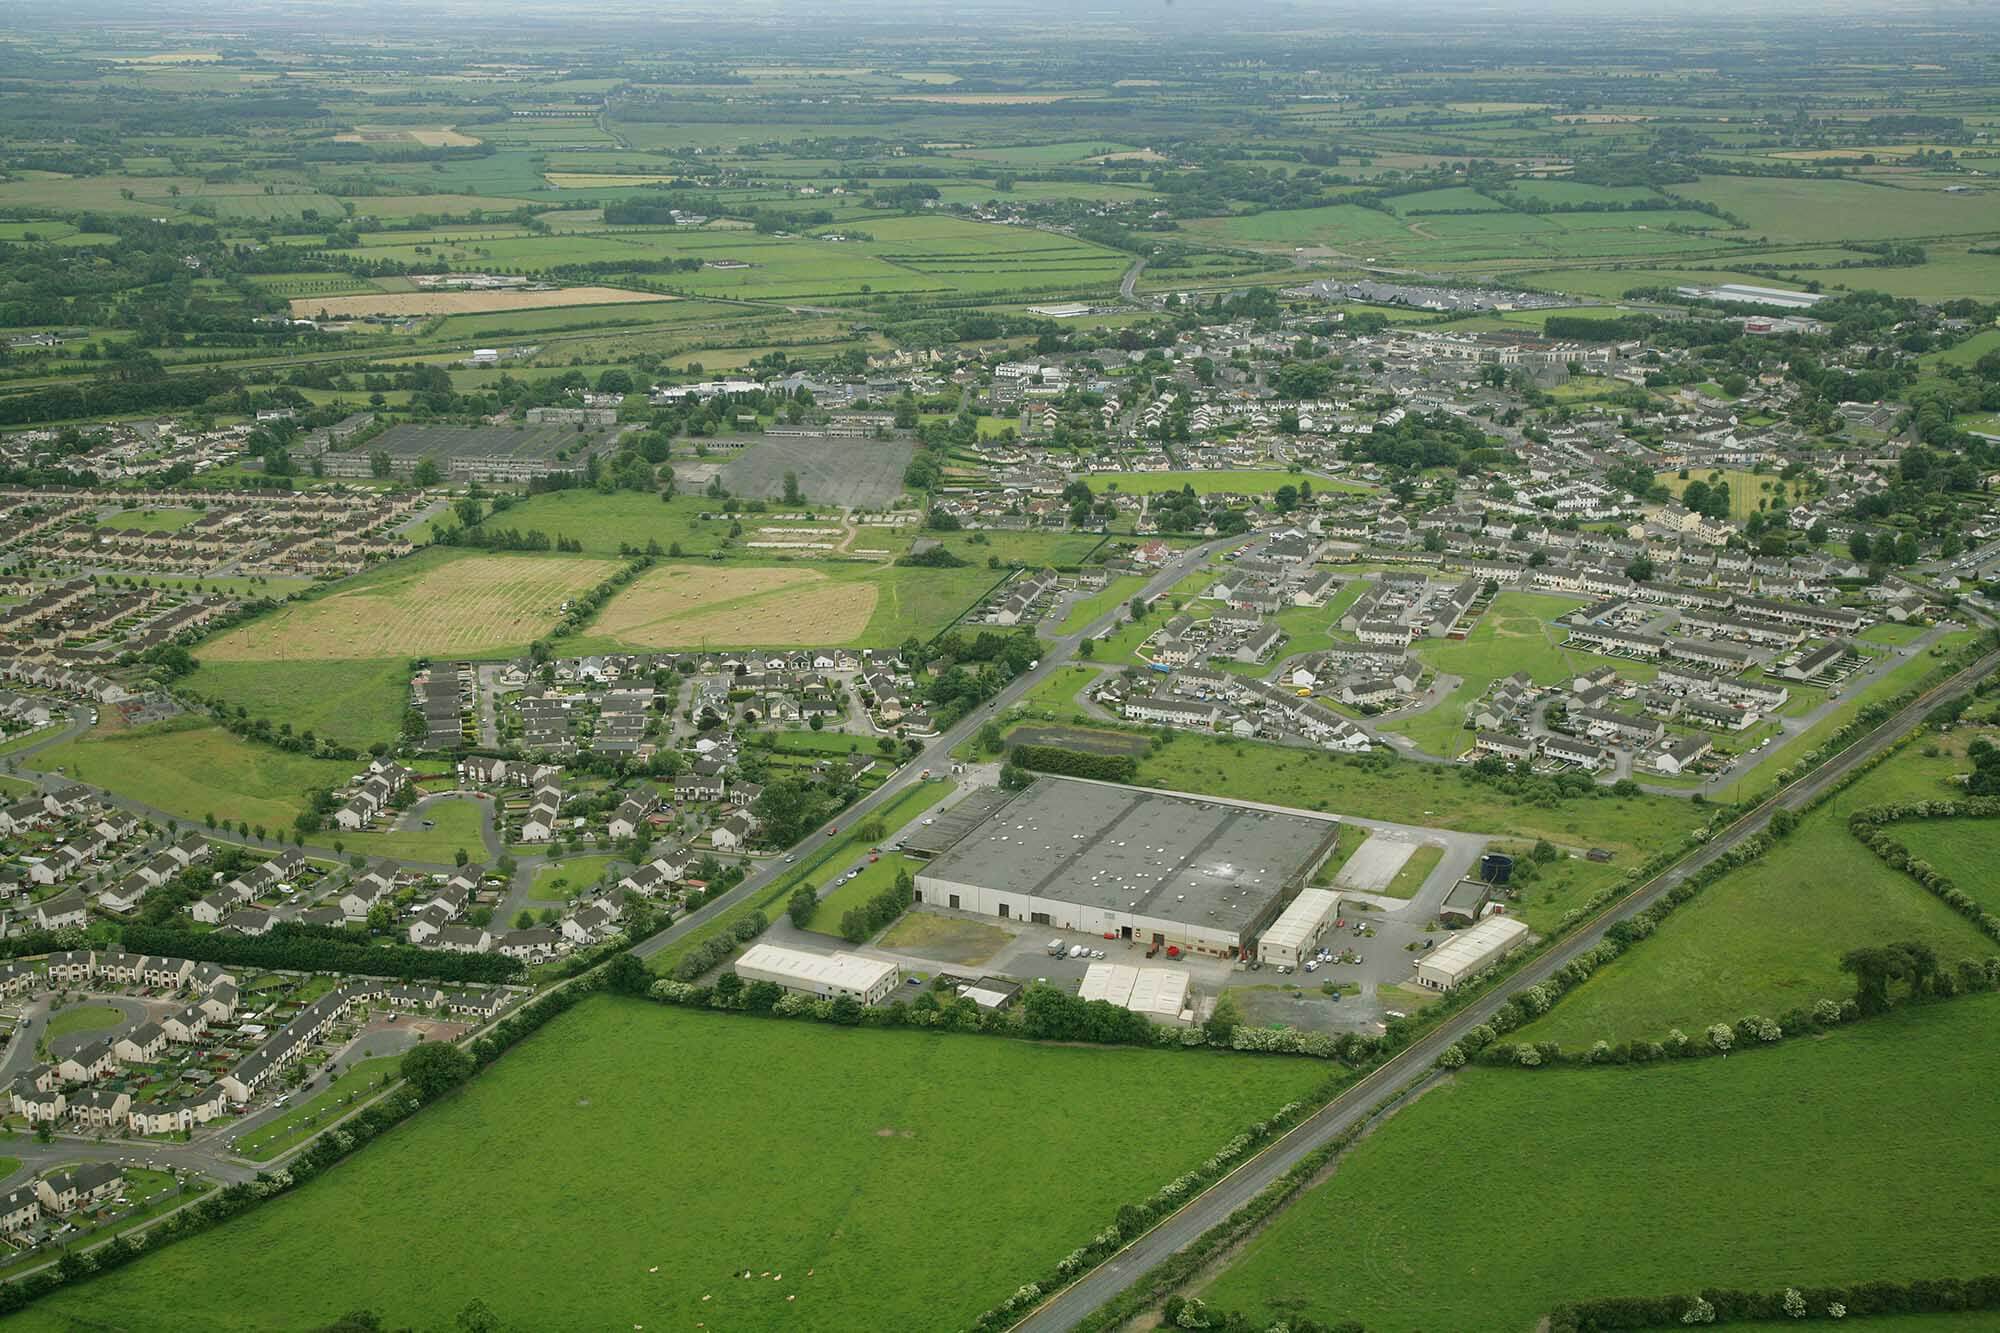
[287,285,669,318]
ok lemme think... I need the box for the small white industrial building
[1414,914,1530,991]
[1257,888,1342,967]
[735,943,901,1006]
[1078,963,1192,1025]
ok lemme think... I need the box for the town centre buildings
[912,779,1342,958]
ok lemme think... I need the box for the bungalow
[1652,733,1714,777]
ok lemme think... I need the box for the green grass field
[44,1004,125,1038]
[1054,575,1150,634]
[182,658,411,752]
[1122,728,1703,855]
[94,508,199,532]
[1202,992,2000,1332]
[16,997,1329,1333]
[1515,789,1993,1047]
[338,796,489,865]
[530,853,625,901]
[1890,817,2000,914]
[803,852,924,935]
[31,718,349,832]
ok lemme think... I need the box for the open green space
[43,1005,125,1038]
[17,997,1329,1333]
[803,853,925,935]
[94,508,199,533]
[530,854,624,902]
[340,795,490,866]
[181,658,410,753]
[1384,591,1590,757]
[1124,727,1704,856]
[1054,575,1150,634]
[1202,992,2000,1332]
[30,718,349,832]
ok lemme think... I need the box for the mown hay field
[286,284,668,318]
[201,553,615,661]
[593,563,878,647]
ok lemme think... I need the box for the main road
[1012,643,1998,1332]
[631,535,1236,959]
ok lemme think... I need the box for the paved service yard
[1334,831,1419,891]
[722,437,917,509]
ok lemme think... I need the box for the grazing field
[1201,993,2000,1333]
[31,719,348,830]
[181,658,410,750]
[199,552,616,661]
[592,563,877,646]
[14,997,1328,1333]
[286,285,667,318]
[1875,817,2000,915]
[1515,797,1993,1048]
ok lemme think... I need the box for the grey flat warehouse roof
[919,778,1336,934]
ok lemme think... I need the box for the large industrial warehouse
[913,778,1342,957]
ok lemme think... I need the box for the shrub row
[1549,1273,2000,1329]
[838,869,912,944]
[1009,742,1138,784]
[121,922,523,985]
[667,909,767,981]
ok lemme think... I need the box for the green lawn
[30,718,349,832]
[1202,992,2000,1333]
[181,658,411,752]
[530,853,625,901]
[16,997,1328,1333]
[95,508,199,532]
[1127,730,1703,856]
[804,853,924,935]
[1054,575,1150,634]
[232,1057,405,1162]
[44,1005,124,1038]
[1384,592,1590,757]
[340,796,491,866]
[1515,798,1993,1048]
